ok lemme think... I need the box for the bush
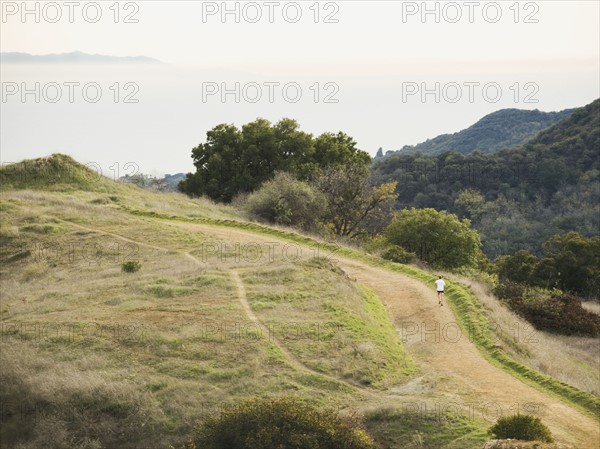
[494,282,600,337]
[245,172,326,231]
[121,260,141,273]
[489,414,553,442]
[382,245,416,264]
[384,208,483,270]
[179,397,375,449]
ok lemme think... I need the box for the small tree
[313,163,398,238]
[542,232,600,297]
[384,208,483,270]
[453,188,486,220]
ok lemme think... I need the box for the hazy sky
[1,1,599,176]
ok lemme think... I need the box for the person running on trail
[435,276,445,306]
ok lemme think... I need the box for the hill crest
[380,107,576,157]
[0,153,120,192]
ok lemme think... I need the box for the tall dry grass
[449,274,600,396]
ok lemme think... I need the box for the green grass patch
[20,223,65,234]
[365,407,489,449]
[324,286,415,386]
[241,262,415,389]
[144,284,196,298]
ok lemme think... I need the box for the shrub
[245,172,326,231]
[382,245,416,264]
[121,260,141,273]
[384,208,483,270]
[494,282,600,337]
[489,414,553,442]
[22,262,48,281]
[179,397,375,449]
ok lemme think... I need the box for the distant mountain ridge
[1,51,162,64]
[380,107,576,158]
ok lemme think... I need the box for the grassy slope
[0,156,427,448]
[1,154,597,449]
[118,200,600,420]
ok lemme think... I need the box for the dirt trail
[339,260,600,448]
[230,269,363,391]
[230,268,314,374]
[58,219,204,268]
[164,221,600,448]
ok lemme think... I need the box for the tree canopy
[384,208,483,270]
[179,118,370,202]
[496,232,600,297]
[371,99,600,258]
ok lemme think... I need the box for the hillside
[380,107,575,157]
[1,155,599,449]
[372,98,600,258]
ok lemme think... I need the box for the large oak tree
[179,118,370,202]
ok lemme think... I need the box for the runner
[435,276,445,306]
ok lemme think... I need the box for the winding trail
[339,260,600,448]
[57,218,600,447]
[58,218,362,391]
[57,219,204,268]
[163,220,600,449]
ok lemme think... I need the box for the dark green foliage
[495,250,538,284]
[489,414,553,442]
[394,108,575,156]
[245,172,326,231]
[121,260,141,273]
[494,283,600,337]
[384,208,483,269]
[179,118,370,202]
[179,398,375,449]
[371,99,600,259]
[541,232,600,297]
[494,232,600,298]
[381,245,416,264]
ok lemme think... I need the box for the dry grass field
[1,155,598,449]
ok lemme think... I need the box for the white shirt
[435,279,445,291]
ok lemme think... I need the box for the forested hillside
[382,107,575,157]
[372,99,599,258]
